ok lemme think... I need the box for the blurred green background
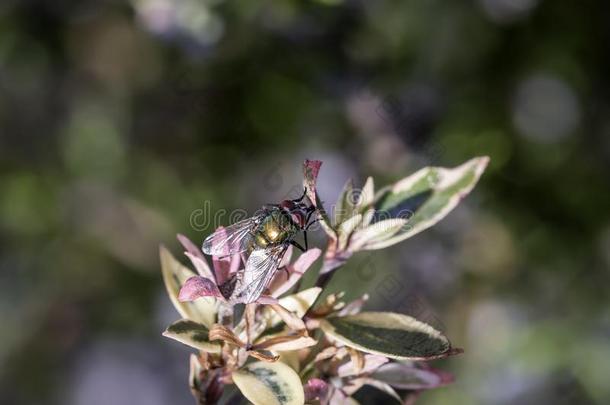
[1,0,609,404]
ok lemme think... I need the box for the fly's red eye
[280,200,295,210]
[291,211,306,227]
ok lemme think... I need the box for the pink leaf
[177,234,215,279]
[337,294,369,317]
[212,253,241,286]
[185,252,215,279]
[178,276,222,301]
[279,245,293,268]
[371,362,455,390]
[304,378,329,403]
[269,248,321,297]
[208,226,242,285]
[337,354,389,377]
[303,159,322,205]
[177,233,204,260]
[304,159,322,182]
[303,159,336,239]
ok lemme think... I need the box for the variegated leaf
[232,361,304,405]
[189,354,203,391]
[359,176,375,209]
[320,312,455,360]
[162,319,221,353]
[262,287,322,329]
[365,156,488,250]
[337,213,363,250]
[334,178,357,226]
[160,246,217,328]
[254,334,317,352]
[349,218,408,251]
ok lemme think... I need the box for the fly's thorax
[252,208,297,249]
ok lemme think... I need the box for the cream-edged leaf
[339,213,363,236]
[349,218,408,251]
[334,178,355,226]
[262,287,322,328]
[320,312,454,360]
[269,304,307,331]
[365,157,489,250]
[162,319,221,353]
[278,350,301,372]
[189,354,203,390]
[359,176,375,209]
[337,213,363,249]
[160,246,217,327]
[255,335,317,352]
[358,208,375,230]
[278,287,322,317]
[232,361,305,405]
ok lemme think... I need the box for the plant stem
[305,244,352,317]
[313,255,349,290]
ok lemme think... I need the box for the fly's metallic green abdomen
[252,208,298,250]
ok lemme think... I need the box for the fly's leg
[290,239,306,252]
[299,211,321,252]
[304,206,316,224]
[303,203,321,227]
[305,217,321,230]
[245,303,256,349]
[291,187,307,203]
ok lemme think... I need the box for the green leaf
[320,312,453,360]
[162,319,221,353]
[160,246,217,328]
[232,361,305,405]
[365,156,489,250]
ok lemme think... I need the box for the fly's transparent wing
[202,216,261,257]
[234,244,289,303]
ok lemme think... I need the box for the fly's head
[279,199,318,229]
